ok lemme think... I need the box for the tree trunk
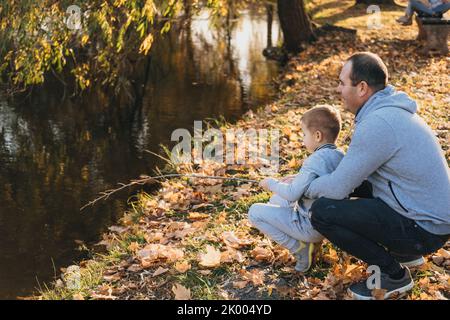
[355,0,397,5]
[266,3,274,48]
[277,0,314,53]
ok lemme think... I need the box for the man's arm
[305,115,398,200]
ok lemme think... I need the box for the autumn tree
[277,0,314,53]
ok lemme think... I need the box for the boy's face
[301,122,322,153]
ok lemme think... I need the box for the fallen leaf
[127,264,143,273]
[103,273,121,282]
[323,248,339,264]
[192,221,209,230]
[198,270,212,275]
[232,281,249,289]
[221,248,246,263]
[72,293,84,300]
[371,288,387,300]
[198,245,221,268]
[217,211,227,223]
[188,212,210,220]
[172,284,191,300]
[221,231,253,248]
[137,244,184,267]
[251,246,274,262]
[437,249,450,259]
[164,247,185,263]
[174,261,192,273]
[240,269,265,286]
[127,242,140,253]
[153,267,169,277]
[145,232,164,243]
[108,226,127,234]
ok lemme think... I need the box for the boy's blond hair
[301,105,342,142]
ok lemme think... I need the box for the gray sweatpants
[248,195,324,253]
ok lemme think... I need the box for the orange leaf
[174,261,192,273]
[188,212,210,220]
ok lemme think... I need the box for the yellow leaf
[81,34,89,46]
[127,242,140,253]
[72,293,84,300]
[139,33,154,55]
[288,157,300,169]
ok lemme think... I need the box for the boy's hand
[259,178,273,190]
[280,175,295,183]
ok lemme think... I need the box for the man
[306,52,450,300]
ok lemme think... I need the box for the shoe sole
[348,279,415,300]
[399,257,425,268]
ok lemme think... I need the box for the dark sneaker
[396,15,412,25]
[391,254,425,268]
[348,267,414,300]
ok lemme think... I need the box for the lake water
[0,4,281,299]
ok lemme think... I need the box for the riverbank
[37,1,449,300]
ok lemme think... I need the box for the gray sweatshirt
[266,144,344,214]
[306,85,450,235]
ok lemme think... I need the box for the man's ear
[358,81,370,97]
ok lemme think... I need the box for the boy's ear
[315,130,322,142]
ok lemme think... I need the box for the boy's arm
[264,155,323,202]
[305,116,397,200]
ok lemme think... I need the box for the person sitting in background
[396,0,450,25]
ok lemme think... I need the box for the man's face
[337,62,364,114]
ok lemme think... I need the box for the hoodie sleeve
[305,115,398,200]
[265,153,324,202]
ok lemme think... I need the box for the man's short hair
[346,52,388,92]
[301,105,342,142]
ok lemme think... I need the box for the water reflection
[0,5,281,299]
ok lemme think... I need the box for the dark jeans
[310,182,449,276]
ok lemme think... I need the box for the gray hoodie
[306,85,450,235]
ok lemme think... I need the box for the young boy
[248,105,344,272]
[396,0,450,25]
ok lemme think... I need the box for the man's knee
[310,197,340,228]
